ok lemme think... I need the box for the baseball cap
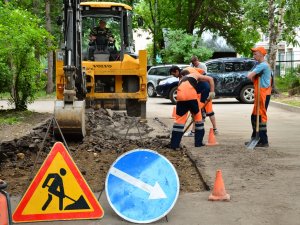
[251,46,267,56]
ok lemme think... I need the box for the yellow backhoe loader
[54,1,147,137]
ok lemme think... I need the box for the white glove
[208,92,215,100]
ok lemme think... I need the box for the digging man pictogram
[41,168,90,211]
[42,168,66,211]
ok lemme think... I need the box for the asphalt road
[3,96,300,225]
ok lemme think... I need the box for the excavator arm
[54,0,86,137]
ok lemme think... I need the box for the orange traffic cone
[0,191,9,225]
[172,106,176,119]
[208,170,230,201]
[206,128,218,146]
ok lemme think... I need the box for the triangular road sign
[13,142,104,222]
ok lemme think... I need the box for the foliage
[0,4,52,110]
[161,29,213,64]
[275,69,300,92]
[242,0,300,49]
[146,43,154,65]
[135,0,261,59]
[281,0,300,47]
[134,0,300,62]
[0,61,11,93]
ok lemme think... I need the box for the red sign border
[13,142,104,222]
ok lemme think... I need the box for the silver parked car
[147,64,188,97]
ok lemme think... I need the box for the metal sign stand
[25,117,70,196]
[124,117,145,146]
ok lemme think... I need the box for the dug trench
[0,108,209,197]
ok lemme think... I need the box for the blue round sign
[105,149,180,223]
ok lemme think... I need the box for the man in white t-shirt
[190,55,207,73]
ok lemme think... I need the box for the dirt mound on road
[0,108,205,196]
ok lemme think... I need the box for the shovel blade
[246,137,260,150]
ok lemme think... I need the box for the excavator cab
[83,17,121,62]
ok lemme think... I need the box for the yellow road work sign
[13,142,104,222]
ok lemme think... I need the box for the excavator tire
[126,99,141,117]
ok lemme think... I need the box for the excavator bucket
[54,100,86,138]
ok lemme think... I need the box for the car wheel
[169,86,178,105]
[147,83,157,97]
[239,85,254,104]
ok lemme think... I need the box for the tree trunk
[186,0,203,34]
[45,0,54,94]
[268,0,285,76]
[268,0,286,93]
[268,0,277,74]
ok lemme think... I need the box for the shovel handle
[256,77,260,133]
[44,184,76,202]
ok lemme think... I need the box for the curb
[270,100,300,113]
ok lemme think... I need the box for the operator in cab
[88,19,117,61]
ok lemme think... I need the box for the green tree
[161,29,213,63]
[0,4,52,110]
[135,0,260,62]
[3,0,62,94]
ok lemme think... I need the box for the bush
[0,5,52,110]
[275,68,300,94]
[161,29,213,64]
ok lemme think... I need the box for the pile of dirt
[0,108,204,196]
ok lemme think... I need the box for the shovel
[44,184,90,210]
[183,99,211,133]
[246,77,260,150]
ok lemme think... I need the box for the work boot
[170,131,184,149]
[164,143,182,151]
[195,142,206,147]
[255,142,269,148]
[194,128,205,147]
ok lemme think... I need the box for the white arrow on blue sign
[105,149,180,223]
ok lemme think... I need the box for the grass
[34,90,56,99]
[0,90,55,100]
[272,92,300,107]
[0,110,33,125]
[0,91,54,126]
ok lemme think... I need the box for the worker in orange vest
[247,46,272,148]
[168,68,215,149]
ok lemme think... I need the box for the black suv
[156,57,256,104]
